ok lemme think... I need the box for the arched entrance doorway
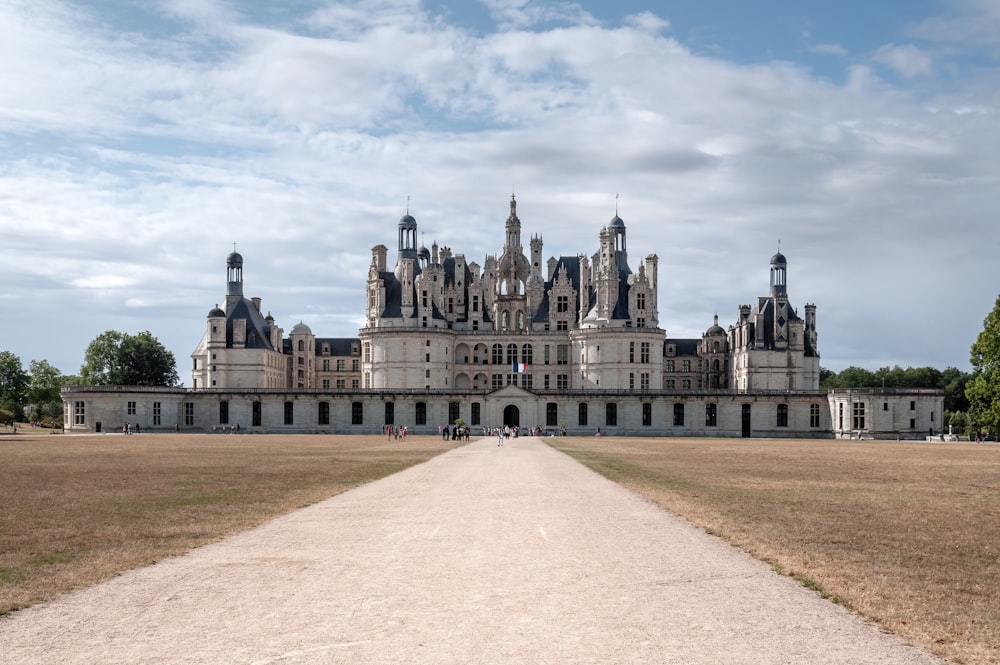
[503,405,520,428]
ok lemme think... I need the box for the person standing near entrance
[497,427,503,447]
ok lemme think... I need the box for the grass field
[1,433,998,664]
[552,437,1000,665]
[0,432,461,616]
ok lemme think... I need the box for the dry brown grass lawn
[551,436,1000,665]
[0,432,461,616]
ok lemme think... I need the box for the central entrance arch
[503,405,520,428]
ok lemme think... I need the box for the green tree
[80,330,179,387]
[967,295,1000,435]
[27,360,64,423]
[0,351,29,419]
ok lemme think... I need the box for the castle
[63,196,942,438]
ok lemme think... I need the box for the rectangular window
[557,295,568,313]
[449,402,460,424]
[640,373,650,390]
[352,402,363,425]
[641,342,650,363]
[415,402,427,426]
[544,345,550,365]
[673,403,684,427]
[184,402,194,426]
[629,342,635,363]
[323,359,330,371]
[127,401,136,416]
[492,374,503,389]
[471,402,481,426]
[666,360,674,373]
[337,359,345,371]
[578,402,588,427]
[557,345,568,365]
[777,404,789,427]
[910,401,916,410]
[706,403,718,427]
[385,402,394,425]
[252,401,261,427]
[605,403,618,427]
[74,401,85,425]
[284,401,294,425]
[557,321,568,331]
[322,379,330,389]
[557,374,568,390]
[810,404,820,428]
[522,374,533,390]
[853,401,866,430]
[319,402,330,425]
[666,379,675,390]
[642,402,652,427]
[152,402,161,426]
[219,401,229,425]
[682,360,691,372]
[337,379,346,389]
[544,374,550,390]
[629,373,635,390]
[883,402,889,411]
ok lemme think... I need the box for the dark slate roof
[315,338,361,356]
[665,338,701,356]
[533,256,582,323]
[227,297,276,350]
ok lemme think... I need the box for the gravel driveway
[0,437,944,664]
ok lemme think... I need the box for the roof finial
[232,241,238,253]
[616,193,619,215]
[406,195,410,215]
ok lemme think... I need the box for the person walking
[497,427,503,447]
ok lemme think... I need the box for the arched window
[522,344,533,365]
[298,340,305,352]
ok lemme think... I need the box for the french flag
[512,362,528,373]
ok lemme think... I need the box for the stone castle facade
[63,196,942,438]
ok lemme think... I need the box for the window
[252,401,261,427]
[385,402,394,425]
[706,403,717,427]
[449,402,460,424]
[682,360,691,372]
[666,360,674,373]
[557,295,568,312]
[507,373,516,386]
[323,359,330,371]
[544,375,550,390]
[883,402,889,411]
[492,374,503,389]
[544,345,550,365]
[810,404,820,428]
[352,402,363,425]
[492,344,503,364]
[522,374,533,390]
[337,359,345,371]
[319,402,330,425]
[637,292,645,309]
[640,373,650,390]
[507,344,518,364]
[673,403,684,427]
[416,402,427,425]
[74,401,85,425]
[853,401,866,430]
[777,404,789,427]
[557,345,568,365]
[336,379,345,389]
[557,374,568,390]
[127,401,136,416]
[323,379,330,389]
[219,401,229,425]
[629,342,635,363]
[578,403,588,426]
[629,373,635,390]
[666,379,675,390]
[471,402,481,426]
[640,342,650,363]
[184,402,194,426]
[557,321,568,331]
[642,403,652,427]
[546,402,558,426]
[284,401,294,425]
[605,403,618,426]
[152,402,161,426]
[910,401,916,410]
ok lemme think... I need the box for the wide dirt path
[1,437,943,664]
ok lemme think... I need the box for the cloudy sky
[2,0,999,379]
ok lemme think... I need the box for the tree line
[0,330,178,427]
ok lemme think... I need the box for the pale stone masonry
[63,196,941,437]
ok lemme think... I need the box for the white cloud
[1,0,998,375]
[872,43,934,79]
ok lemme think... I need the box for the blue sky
[2,0,999,378]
